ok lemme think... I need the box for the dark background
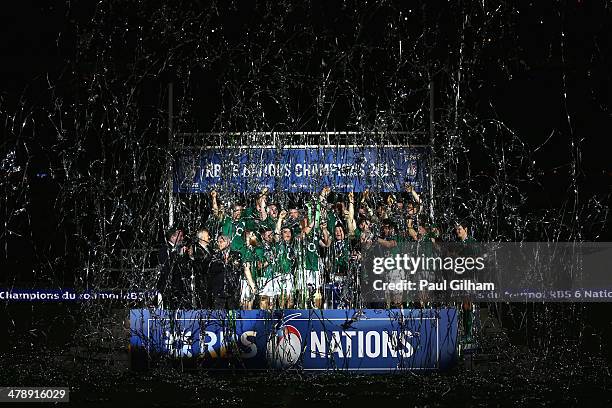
[1,0,612,405]
[2,1,611,276]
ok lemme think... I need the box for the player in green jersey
[274,209,296,309]
[256,225,278,310]
[324,189,356,239]
[256,187,279,232]
[210,190,247,253]
[375,218,401,308]
[407,218,440,306]
[297,197,331,309]
[239,230,262,310]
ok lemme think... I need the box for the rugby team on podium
[157,184,476,316]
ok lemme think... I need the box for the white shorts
[300,269,321,288]
[276,274,294,296]
[240,278,253,302]
[297,258,323,290]
[258,276,280,297]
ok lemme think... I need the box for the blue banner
[173,146,429,193]
[130,308,457,371]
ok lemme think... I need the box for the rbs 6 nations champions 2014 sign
[173,145,429,193]
[130,309,458,371]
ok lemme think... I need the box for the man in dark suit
[157,227,192,309]
[191,228,213,308]
[207,234,242,310]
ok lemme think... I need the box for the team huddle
[156,184,474,310]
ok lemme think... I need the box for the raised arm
[318,186,330,212]
[256,187,268,221]
[405,183,423,213]
[360,189,377,222]
[318,186,331,231]
[275,209,287,241]
[300,202,315,240]
[211,190,223,220]
[363,189,382,224]
[346,191,357,237]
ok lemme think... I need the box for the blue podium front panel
[130,308,458,371]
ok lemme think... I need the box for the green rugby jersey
[220,215,246,252]
[275,240,296,276]
[302,228,321,271]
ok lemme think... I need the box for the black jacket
[157,242,191,309]
[207,249,242,301]
[191,243,213,307]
